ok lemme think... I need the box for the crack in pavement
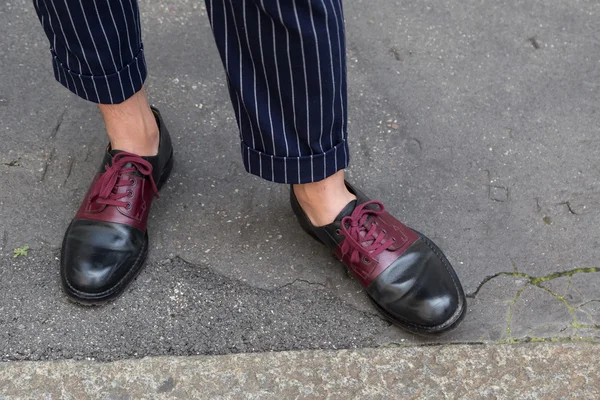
[49,110,66,140]
[467,266,600,342]
[39,147,56,183]
[537,284,600,331]
[467,267,599,299]
[276,278,328,290]
[176,256,392,326]
[558,201,578,215]
[504,284,529,340]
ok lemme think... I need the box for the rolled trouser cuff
[241,139,350,184]
[51,46,147,104]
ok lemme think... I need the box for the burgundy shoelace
[339,200,396,265]
[89,152,158,208]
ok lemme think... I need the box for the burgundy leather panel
[74,172,155,232]
[333,211,419,287]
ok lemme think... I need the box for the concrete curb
[1,343,598,399]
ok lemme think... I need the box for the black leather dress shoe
[291,182,466,335]
[61,107,174,305]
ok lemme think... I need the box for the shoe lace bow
[340,200,396,265]
[90,152,158,208]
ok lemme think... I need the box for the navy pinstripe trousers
[34,0,350,184]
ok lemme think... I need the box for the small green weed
[13,245,29,258]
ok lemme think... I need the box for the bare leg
[98,87,159,156]
[293,170,356,227]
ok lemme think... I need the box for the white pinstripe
[40,0,72,95]
[60,60,71,91]
[63,49,80,96]
[265,0,289,183]
[136,1,143,48]
[217,0,244,142]
[242,0,265,178]
[337,0,345,23]
[92,1,126,100]
[276,1,301,183]
[292,0,314,182]
[128,0,141,49]
[247,147,251,174]
[320,0,337,172]
[126,63,135,95]
[127,0,144,91]
[46,8,63,89]
[135,50,148,81]
[105,1,124,67]
[51,0,100,101]
[116,0,138,94]
[329,0,348,167]
[227,0,258,175]
[46,0,92,100]
[255,3,276,181]
[77,0,114,103]
[213,1,235,141]
[307,0,326,178]
[106,0,136,96]
[76,65,89,100]
[118,0,135,59]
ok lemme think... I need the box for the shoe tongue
[334,200,358,222]
[109,148,156,163]
[101,148,123,166]
[106,149,159,181]
[106,149,142,174]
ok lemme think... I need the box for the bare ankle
[98,87,160,156]
[294,170,356,227]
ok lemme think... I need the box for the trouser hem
[51,47,147,104]
[241,139,350,184]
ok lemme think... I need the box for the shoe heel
[294,214,324,244]
[290,186,325,244]
[157,152,174,191]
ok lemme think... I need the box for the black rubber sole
[61,151,174,306]
[369,291,466,336]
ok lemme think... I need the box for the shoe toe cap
[366,236,465,332]
[61,220,146,296]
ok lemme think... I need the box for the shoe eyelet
[373,221,378,226]
[127,189,134,198]
[392,237,397,243]
[381,229,387,234]
[129,178,136,186]
[125,202,132,210]
[336,229,342,236]
[362,256,371,264]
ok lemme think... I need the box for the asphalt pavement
[1,0,599,362]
